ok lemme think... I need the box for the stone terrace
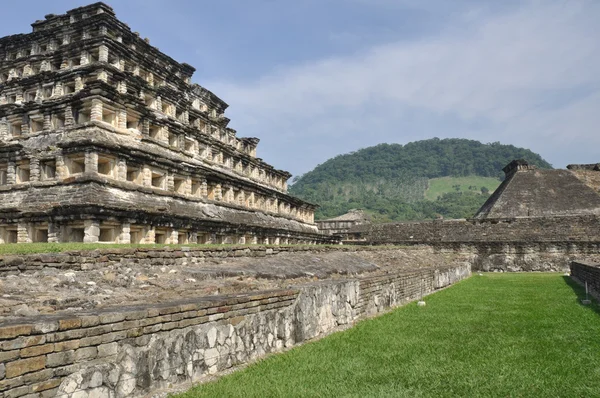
[0,246,471,322]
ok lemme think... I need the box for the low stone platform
[0,246,470,321]
[0,245,471,398]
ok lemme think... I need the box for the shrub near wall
[0,264,470,398]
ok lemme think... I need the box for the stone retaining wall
[449,241,600,272]
[347,215,600,272]
[353,215,600,243]
[570,261,600,300]
[0,263,470,398]
[0,246,347,275]
[0,241,589,277]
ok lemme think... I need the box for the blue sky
[3,1,600,178]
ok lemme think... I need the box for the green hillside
[289,138,552,221]
[425,176,502,201]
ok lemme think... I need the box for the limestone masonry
[0,246,471,398]
[0,2,328,246]
[474,160,600,219]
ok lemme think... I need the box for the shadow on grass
[562,276,600,316]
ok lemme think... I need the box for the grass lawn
[178,273,600,397]
[425,176,501,200]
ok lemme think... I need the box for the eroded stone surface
[0,247,470,321]
[44,263,469,398]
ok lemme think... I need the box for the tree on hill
[289,138,552,221]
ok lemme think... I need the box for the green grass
[178,273,600,398]
[425,176,501,200]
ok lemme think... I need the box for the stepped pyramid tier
[473,160,600,220]
[0,2,327,245]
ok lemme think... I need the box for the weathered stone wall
[0,245,371,275]
[353,216,600,244]
[446,242,600,272]
[0,263,470,398]
[0,240,588,278]
[350,216,600,272]
[570,261,600,300]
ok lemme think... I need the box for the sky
[2,0,600,178]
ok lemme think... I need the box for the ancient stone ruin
[0,2,328,246]
[315,209,371,239]
[474,159,600,219]
[2,3,600,397]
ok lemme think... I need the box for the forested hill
[289,138,552,221]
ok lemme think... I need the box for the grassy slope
[425,176,501,201]
[179,274,600,398]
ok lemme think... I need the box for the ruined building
[315,209,371,239]
[0,3,326,245]
[473,160,600,219]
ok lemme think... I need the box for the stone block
[46,351,75,368]
[0,326,32,341]
[179,303,200,312]
[53,340,80,352]
[80,316,100,328]
[100,331,126,344]
[161,322,178,331]
[79,335,104,347]
[181,311,198,319]
[19,369,53,385]
[19,344,53,358]
[97,342,118,358]
[40,387,59,398]
[74,347,97,361]
[141,324,162,335]
[48,329,86,343]
[98,313,126,325]
[0,350,20,363]
[126,328,143,338]
[1,336,45,351]
[5,357,46,379]
[58,318,81,331]
[157,306,180,316]
[124,310,148,321]
[3,385,29,398]
[121,320,141,330]
[31,378,61,393]
[83,324,113,338]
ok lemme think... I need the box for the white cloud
[206,0,600,175]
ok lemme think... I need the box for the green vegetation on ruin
[178,273,600,398]
[290,138,552,221]
[0,243,157,255]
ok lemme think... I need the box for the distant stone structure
[474,159,600,219]
[0,3,329,245]
[567,163,600,193]
[315,209,371,238]
[348,160,600,271]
